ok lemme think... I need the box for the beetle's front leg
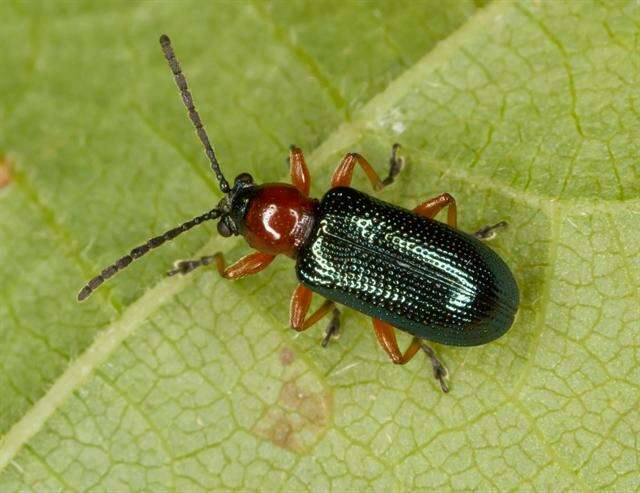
[290,284,342,346]
[169,251,275,279]
[167,255,216,276]
[331,143,404,191]
[289,145,311,196]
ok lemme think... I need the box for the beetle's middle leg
[331,143,404,191]
[372,318,449,392]
[290,284,342,346]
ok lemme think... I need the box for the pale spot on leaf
[254,378,332,453]
[0,1,638,491]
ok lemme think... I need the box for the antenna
[159,34,231,193]
[77,208,221,301]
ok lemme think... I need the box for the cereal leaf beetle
[78,34,519,393]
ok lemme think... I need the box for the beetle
[78,34,519,393]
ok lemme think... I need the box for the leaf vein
[511,207,562,396]
[249,2,350,120]
[9,165,121,312]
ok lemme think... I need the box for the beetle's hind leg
[418,341,449,393]
[474,221,508,241]
[372,318,422,364]
[372,318,449,393]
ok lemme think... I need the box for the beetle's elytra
[78,34,520,393]
[297,187,519,347]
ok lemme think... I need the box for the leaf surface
[0,1,638,491]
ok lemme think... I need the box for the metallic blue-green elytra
[296,187,519,346]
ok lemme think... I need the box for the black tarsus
[382,143,404,187]
[321,307,341,348]
[159,34,231,194]
[77,34,232,302]
[419,341,449,393]
[474,221,508,241]
[167,254,216,277]
[77,208,222,301]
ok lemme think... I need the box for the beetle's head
[77,34,264,302]
[215,172,256,237]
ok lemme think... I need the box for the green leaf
[1,1,638,491]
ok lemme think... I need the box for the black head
[76,35,258,302]
[215,172,257,237]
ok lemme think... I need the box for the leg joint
[440,192,455,203]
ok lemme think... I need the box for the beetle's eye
[234,173,253,186]
[217,218,232,237]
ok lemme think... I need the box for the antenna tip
[77,286,92,302]
[159,34,171,47]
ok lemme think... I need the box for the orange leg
[413,192,457,228]
[332,153,384,190]
[331,144,404,191]
[372,318,421,364]
[289,284,342,346]
[289,146,310,196]
[168,251,275,278]
[213,251,275,279]
[290,284,336,331]
[373,318,449,392]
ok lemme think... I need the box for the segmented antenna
[159,34,231,193]
[77,208,222,301]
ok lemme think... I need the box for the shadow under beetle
[78,34,520,393]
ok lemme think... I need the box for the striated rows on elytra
[0,0,483,471]
[1,0,639,491]
[217,176,584,491]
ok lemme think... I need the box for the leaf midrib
[1,0,635,479]
[0,2,489,469]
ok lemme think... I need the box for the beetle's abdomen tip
[296,187,522,347]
